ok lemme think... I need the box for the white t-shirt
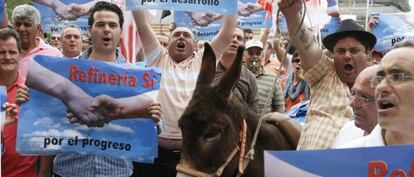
[336,125,385,148]
[332,120,364,147]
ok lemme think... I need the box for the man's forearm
[286,13,313,51]
[26,60,90,104]
[132,10,159,57]
[285,11,321,70]
[38,155,55,177]
[211,14,237,57]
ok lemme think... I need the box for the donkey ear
[195,42,217,88]
[216,46,244,99]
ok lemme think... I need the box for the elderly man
[132,8,236,177]
[0,28,40,177]
[279,0,377,149]
[340,41,414,147]
[334,65,379,147]
[11,4,62,77]
[244,39,284,115]
[60,25,82,58]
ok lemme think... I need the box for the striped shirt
[53,47,133,177]
[255,67,285,115]
[297,54,353,150]
[145,43,203,140]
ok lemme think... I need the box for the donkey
[177,43,301,177]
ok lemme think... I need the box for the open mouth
[378,100,395,110]
[177,42,186,51]
[344,63,354,73]
[102,37,111,42]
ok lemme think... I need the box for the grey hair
[12,4,41,25]
[61,25,82,38]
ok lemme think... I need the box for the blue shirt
[53,48,133,177]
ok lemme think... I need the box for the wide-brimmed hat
[323,19,376,52]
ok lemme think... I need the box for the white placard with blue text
[174,0,272,40]
[126,0,237,15]
[265,145,414,177]
[371,12,414,53]
[33,0,90,34]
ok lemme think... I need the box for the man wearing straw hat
[278,0,377,149]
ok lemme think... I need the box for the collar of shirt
[25,38,49,56]
[79,47,126,64]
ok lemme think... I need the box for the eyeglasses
[370,73,414,87]
[347,92,375,105]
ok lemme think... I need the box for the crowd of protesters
[1,0,414,177]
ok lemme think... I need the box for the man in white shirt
[334,65,378,147]
[340,41,414,148]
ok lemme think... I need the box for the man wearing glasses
[340,41,414,147]
[334,65,379,147]
[279,0,376,149]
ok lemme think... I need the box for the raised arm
[273,32,291,71]
[210,14,237,58]
[278,0,322,70]
[132,9,160,57]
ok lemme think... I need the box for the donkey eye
[203,127,221,141]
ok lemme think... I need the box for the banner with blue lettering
[33,0,91,34]
[174,0,271,40]
[174,11,222,40]
[320,16,340,38]
[371,12,414,53]
[16,55,161,163]
[126,0,236,15]
[0,0,4,26]
[265,145,414,177]
[237,0,272,29]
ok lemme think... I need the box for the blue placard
[265,145,414,177]
[33,0,91,34]
[0,86,5,154]
[16,55,161,163]
[174,11,222,40]
[126,0,237,15]
[1,86,6,125]
[320,16,340,38]
[371,12,414,53]
[0,0,4,26]
[237,0,272,29]
[174,0,271,40]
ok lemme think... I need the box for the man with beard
[132,9,236,177]
[11,4,62,78]
[279,0,376,149]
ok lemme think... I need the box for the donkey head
[178,43,246,174]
